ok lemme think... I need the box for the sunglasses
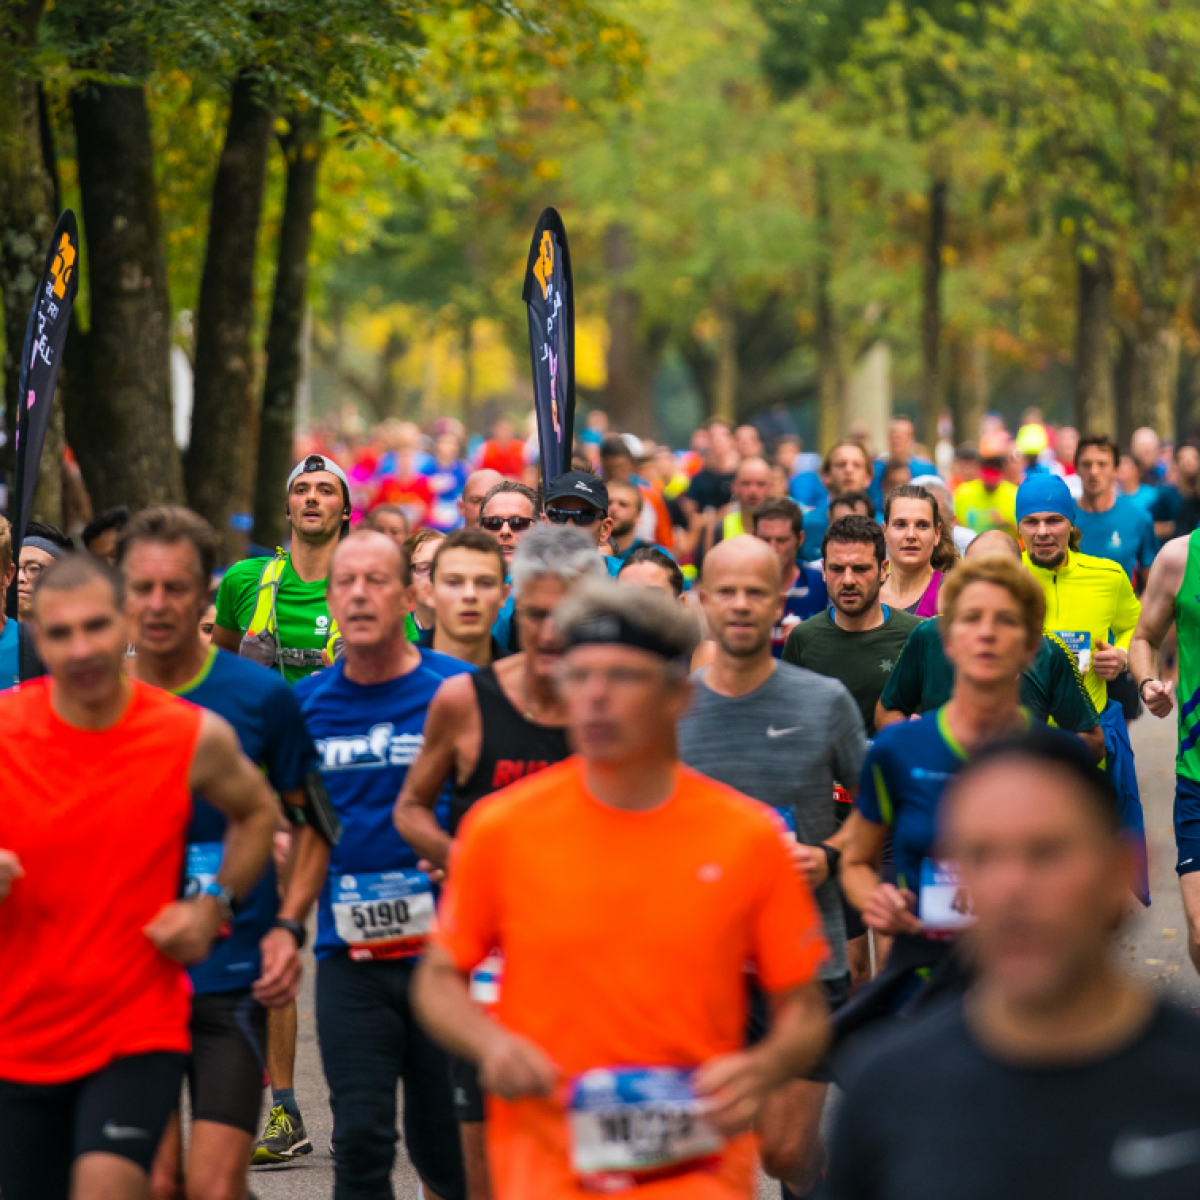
[545,507,604,526]
[481,515,535,533]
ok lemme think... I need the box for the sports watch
[273,918,307,949]
[201,880,236,925]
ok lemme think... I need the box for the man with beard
[606,481,654,563]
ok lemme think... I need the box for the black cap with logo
[544,471,609,512]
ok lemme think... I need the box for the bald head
[704,534,782,591]
[700,535,782,661]
[733,456,771,514]
[331,529,406,581]
[966,529,1021,562]
[461,469,505,528]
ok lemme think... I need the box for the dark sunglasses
[481,515,535,533]
[545,506,603,526]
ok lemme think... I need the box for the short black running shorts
[448,1053,485,1124]
[187,991,268,1135]
[0,1050,185,1200]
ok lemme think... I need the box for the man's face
[619,561,677,599]
[602,453,634,483]
[734,425,763,458]
[481,493,536,562]
[200,603,216,644]
[1076,446,1116,502]
[88,527,121,566]
[708,423,734,460]
[1178,447,1200,485]
[492,418,515,444]
[1132,428,1159,469]
[653,448,678,484]
[33,577,128,704]
[946,761,1129,1007]
[370,510,409,545]
[327,535,409,651]
[17,545,56,622]
[700,553,779,659]
[1117,456,1140,493]
[888,419,914,459]
[543,496,613,548]
[733,462,770,512]
[435,433,460,465]
[431,548,506,644]
[124,540,208,659]
[1019,512,1072,569]
[827,446,871,495]
[287,471,345,545]
[409,538,443,617]
[607,487,640,539]
[514,576,570,684]
[561,643,687,763]
[1056,427,1079,466]
[754,517,799,580]
[823,540,885,617]
[943,581,1037,688]
[460,471,504,527]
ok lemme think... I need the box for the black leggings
[0,1051,185,1200]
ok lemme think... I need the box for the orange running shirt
[0,679,202,1084]
[435,757,828,1200]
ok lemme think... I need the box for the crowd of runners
[4,407,1200,1200]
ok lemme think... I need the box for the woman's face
[943,580,1035,690]
[885,497,938,571]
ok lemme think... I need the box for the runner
[416,528,510,667]
[15,520,70,621]
[749,498,827,656]
[479,481,541,650]
[406,528,448,635]
[395,526,602,1200]
[459,470,505,529]
[119,506,336,1192]
[541,471,622,576]
[829,729,1200,1200]
[876,531,1104,759]
[837,554,1043,1037]
[800,443,874,563]
[606,480,654,562]
[878,484,957,616]
[705,456,771,555]
[617,544,686,599]
[0,554,277,1200]
[296,530,471,1200]
[1073,435,1158,587]
[81,505,130,565]
[680,536,865,1200]
[212,453,349,681]
[0,515,43,689]
[414,579,831,1200]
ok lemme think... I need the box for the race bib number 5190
[331,869,434,961]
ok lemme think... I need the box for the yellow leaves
[1060,217,1076,237]
[941,245,958,266]
[941,53,959,72]
[575,316,609,390]
[1017,52,1032,72]
[533,159,561,180]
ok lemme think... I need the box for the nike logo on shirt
[767,725,803,738]
[1111,1130,1200,1177]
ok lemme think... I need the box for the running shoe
[250,1104,313,1164]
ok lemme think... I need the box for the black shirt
[829,999,1200,1200]
[686,467,734,513]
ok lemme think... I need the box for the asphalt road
[250,711,1197,1199]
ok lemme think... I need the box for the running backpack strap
[16,622,45,683]
[246,551,287,638]
[289,769,342,846]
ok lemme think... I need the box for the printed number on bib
[567,1066,723,1192]
[183,843,222,899]
[1056,630,1092,675]
[332,869,434,961]
[918,859,974,939]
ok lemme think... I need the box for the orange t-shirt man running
[414,576,831,1200]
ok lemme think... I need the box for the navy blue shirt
[1076,495,1158,582]
[178,647,318,995]
[296,650,473,960]
[772,564,829,657]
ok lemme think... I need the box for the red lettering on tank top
[491,760,552,788]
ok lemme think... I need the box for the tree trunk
[1132,312,1178,441]
[1073,247,1115,436]
[1115,328,1136,451]
[602,223,664,437]
[920,168,948,448]
[814,163,843,452]
[252,105,321,551]
[187,70,274,562]
[67,81,183,510]
[0,0,55,507]
[713,285,738,424]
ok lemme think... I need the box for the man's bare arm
[211,624,242,654]
[1131,536,1186,718]
[874,703,907,729]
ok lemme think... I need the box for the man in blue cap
[1016,472,1141,718]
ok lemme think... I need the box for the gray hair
[510,525,606,598]
[553,577,702,681]
[480,479,541,519]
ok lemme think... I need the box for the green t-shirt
[878,617,1101,733]
[781,606,923,736]
[214,554,331,685]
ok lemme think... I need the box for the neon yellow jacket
[1022,548,1141,712]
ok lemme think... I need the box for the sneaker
[251,1104,313,1165]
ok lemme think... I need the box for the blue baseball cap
[1015,474,1076,526]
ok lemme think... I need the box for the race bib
[568,1067,723,1191]
[469,952,504,1008]
[331,869,435,961]
[1056,630,1092,675]
[183,842,222,899]
[918,858,974,939]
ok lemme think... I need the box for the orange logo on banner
[533,231,553,299]
[50,233,76,300]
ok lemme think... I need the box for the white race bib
[918,858,974,938]
[567,1067,723,1190]
[331,869,435,961]
[1056,630,1092,675]
[183,842,222,898]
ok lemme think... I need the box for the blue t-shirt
[427,460,470,532]
[177,647,319,995]
[800,504,829,563]
[296,650,473,960]
[1125,483,1159,511]
[1076,495,1159,582]
[790,471,828,509]
[0,619,18,692]
[870,456,937,509]
[773,565,829,657]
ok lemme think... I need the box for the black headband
[562,612,678,661]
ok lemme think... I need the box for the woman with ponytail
[880,484,958,617]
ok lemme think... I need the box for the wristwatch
[201,880,236,925]
[1139,678,1159,701]
[274,918,307,950]
[820,843,843,877]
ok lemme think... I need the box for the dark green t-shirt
[878,617,1101,733]
[214,554,331,685]
[782,606,922,736]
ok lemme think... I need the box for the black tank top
[448,666,571,835]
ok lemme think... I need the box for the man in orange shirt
[414,579,831,1199]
